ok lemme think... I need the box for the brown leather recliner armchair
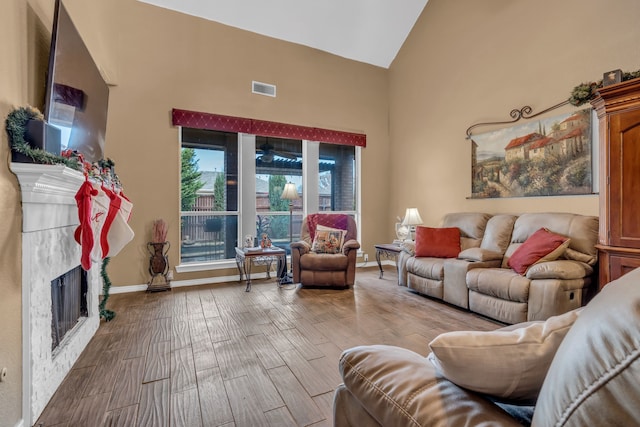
[291,214,360,288]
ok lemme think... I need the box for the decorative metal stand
[235,247,286,292]
[374,243,402,280]
[147,241,171,292]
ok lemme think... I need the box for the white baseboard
[107,284,148,294]
[106,272,271,294]
[357,259,395,268]
[170,273,247,289]
[105,264,382,295]
[14,419,24,427]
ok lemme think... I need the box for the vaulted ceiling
[138,0,429,68]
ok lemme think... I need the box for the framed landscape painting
[470,109,593,199]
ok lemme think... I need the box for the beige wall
[1,0,54,424]
[79,0,390,287]
[389,0,640,230]
[0,0,23,419]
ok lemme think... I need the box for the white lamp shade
[280,182,299,200]
[401,208,423,226]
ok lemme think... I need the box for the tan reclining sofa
[398,212,599,323]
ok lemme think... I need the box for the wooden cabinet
[591,78,640,288]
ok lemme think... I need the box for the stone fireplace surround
[10,163,101,426]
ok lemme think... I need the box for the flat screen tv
[44,0,109,163]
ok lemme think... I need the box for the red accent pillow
[508,228,571,275]
[415,227,461,258]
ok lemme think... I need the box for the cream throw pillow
[311,224,346,254]
[428,308,581,403]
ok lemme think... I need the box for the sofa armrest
[400,241,415,256]
[290,241,310,283]
[291,240,311,255]
[458,247,504,262]
[526,260,593,280]
[334,384,384,427]
[337,345,522,427]
[397,250,411,287]
[342,239,360,255]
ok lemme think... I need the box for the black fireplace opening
[51,265,88,351]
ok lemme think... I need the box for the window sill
[175,259,238,273]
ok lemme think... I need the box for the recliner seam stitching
[555,347,640,426]
[342,357,429,427]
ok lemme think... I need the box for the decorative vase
[395,223,409,241]
[147,241,170,276]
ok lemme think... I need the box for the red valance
[171,108,366,147]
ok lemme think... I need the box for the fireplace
[11,163,101,426]
[51,265,88,351]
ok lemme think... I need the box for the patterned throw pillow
[306,213,349,241]
[311,225,346,254]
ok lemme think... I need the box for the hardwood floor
[35,267,501,427]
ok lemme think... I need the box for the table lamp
[401,207,423,241]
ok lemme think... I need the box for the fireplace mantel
[10,163,85,232]
[10,162,100,426]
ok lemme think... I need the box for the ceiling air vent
[252,81,276,97]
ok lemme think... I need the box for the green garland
[4,106,82,169]
[99,257,116,321]
[570,69,640,106]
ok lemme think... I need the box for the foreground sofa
[399,212,599,323]
[334,266,640,426]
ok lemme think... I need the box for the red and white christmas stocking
[74,180,98,270]
[89,184,110,263]
[100,187,134,258]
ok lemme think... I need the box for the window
[180,128,238,264]
[255,137,303,248]
[178,126,361,269]
[318,143,356,213]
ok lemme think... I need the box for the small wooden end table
[235,247,286,292]
[374,243,403,279]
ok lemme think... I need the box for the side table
[235,247,286,292]
[374,243,403,279]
